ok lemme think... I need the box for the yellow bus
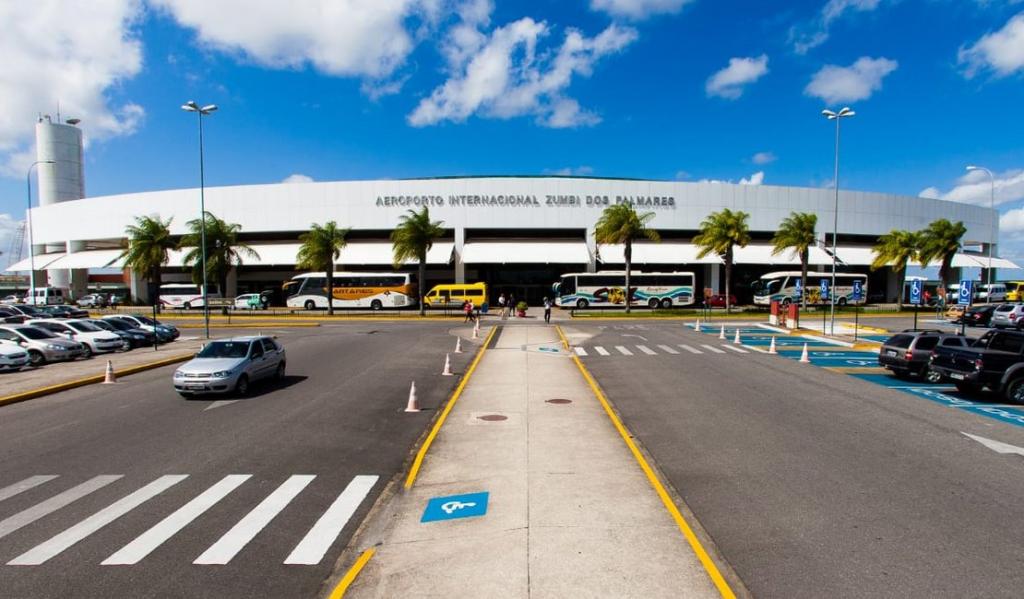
[423,282,488,308]
[284,272,416,311]
[1006,281,1024,302]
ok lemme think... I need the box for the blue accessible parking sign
[819,279,829,300]
[909,280,922,305]
[421,491,490,523]
[958,280,973,306]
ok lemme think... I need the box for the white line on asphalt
[573,347,587,356]
[594,346,610,356]
[284,475,378,565]
[722,344,748,353]
[657,345,679,354]
[103,475,251,565]
[0,476,122,541]
[8,475,188,566]
[636,345,657,355]
[194,475,316,565]
[204,400,240,412]
[744,345,770,354]
[700,344,726,354]
[678,344,703,354]
[615,346,634,356]
[0,476,59,504]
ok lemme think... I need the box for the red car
[705,294,738,308]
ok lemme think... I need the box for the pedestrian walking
[509,293,516,318]
[498,293,507,320]
[463,300,476,323]
[543,296,552,324]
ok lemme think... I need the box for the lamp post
[181,100,217,339]
[822,107,855,335]
[966,165,996,301]
[26,160,56,304]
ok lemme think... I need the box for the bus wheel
[183,302,192,310]
[370,300,383,311]
[304,300,316,311]
[576,299,589,309]
[660,298,673,309]
[648,298,659,309]
[838,297,848,306]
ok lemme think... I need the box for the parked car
[5,304,46,319]
[0,340,30,371]
[945,304,966,323]
[89,318,155,348]
[76,293,108,308]
[976,283,1008,303]
[37,305,90,319]
[233,293,269,310]
[103,315,180,342]
[705,294,738,308]
[1,294,24,304]
[0,325,85,366]
[0,307,26,324]
[172,336,285,396]
[26,319,125,357]
[878,329,970,382]
[930,329,1024,401]
[961,305,997,327]
[990,304,1024,329]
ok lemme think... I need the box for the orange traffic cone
[102,360,117,384]
[799,343,811,363]
[442,353,453,376]
[454,337,463,354]
[768,336,777,354]
[404,382,420,412]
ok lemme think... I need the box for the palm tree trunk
[418,260,426,316]
[624,240,632,314]
[327,264,334,316]
[897,266,906,312]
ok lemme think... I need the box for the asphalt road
[0,322,472,599]
[567,322,1024,598]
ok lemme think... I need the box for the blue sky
[2,0,1023,266]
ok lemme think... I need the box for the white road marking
[0,476,122,541]
[284,475,378,565]
[204,400,240,411]
[195,475,316,565]
[722,344,748,353]
[656,345,679,354]
[103,475,251,565]
[744,345,769,354]
[614,346,633,356]
[0,475,59,503]
[678,344,703,354]
[8,475,187,566]
[594,346,610,356]
[636,345,657,355]
[573,347,587,356]
[700,344,726,354]
[962,432,1024,457]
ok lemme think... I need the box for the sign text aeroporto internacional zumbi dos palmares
[374,194,677,209]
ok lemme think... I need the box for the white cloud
[674,170,692,180]
[705,55,769,100]
[752,151,777,165]
[281,173,314,184]
[409,19,637,128]
[0,0,145,177]
[791,0,883,54]
[739,171,765,186]
[805,56,898,104]
[959,12,1024,78]
[589,0,693,20]
[546,166,595,176]
[1000,207,1024,236]
[919,168,1024,207]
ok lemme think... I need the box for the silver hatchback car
[173,336,285,396]
[990,303,1024,329]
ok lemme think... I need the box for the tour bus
[752,271,868,306]
[159,283,221,309]
[423,282,488,308]
[284,272,416,310]
[553,271,695,309]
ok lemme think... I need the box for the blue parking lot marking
[421,492,490,523]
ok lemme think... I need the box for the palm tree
[295,221,349,315]
[917,219,967,289]
[694,208,751,314]
[771,212,818,309]
[593,203,661,313]
[120,215,175,305]
[871,230,920,308]
[391,207,445,316]
[180,212,259,302]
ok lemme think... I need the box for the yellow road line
[329,547,376,599]
[555,326,737,599]
[174,323,320,329]
[404,326,497,489]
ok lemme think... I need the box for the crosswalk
[0,473,378,567]
[574,343,754,356]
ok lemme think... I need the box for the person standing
[498,293,507,320]
[463,299,475,323]
[543,296,552,324]
[509,292,516,318]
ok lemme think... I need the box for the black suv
[930,329,1024,401]
[961,304,997,327]
[878,329,971,382]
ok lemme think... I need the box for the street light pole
[967,165,996,300]
[26,160,56,304]
[822,107,855,336]
[181,100,218,339]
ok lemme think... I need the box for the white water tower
[34,115,87,296]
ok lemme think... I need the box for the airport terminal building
[8,119,1010,306]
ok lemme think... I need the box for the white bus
[553,271,696,309]
[159,283,221,309]
[752,271,868,306]
[284,272,416,310]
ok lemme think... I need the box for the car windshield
[14,326,58,340]
[90,320,115,331]
[886,334,914,349]
[996,305,1014,312]
[103,319,132,331]
[196,341,251,359]
[132,316,158,325]
[69,321,102,332]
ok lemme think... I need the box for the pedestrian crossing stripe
[0,474,378,567]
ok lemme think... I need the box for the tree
[120,215,175,304]
[295,221,349,315]
[871,230,920,308]
[180,212,259,303]
[593,203,661,313]
[917,219,967,289]
[771,212,818,309]
[391,207,445,316]
[694,208,751,313]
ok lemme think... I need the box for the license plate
[949,373,965,380]
[885,350,897,357]
[186,384,206,390]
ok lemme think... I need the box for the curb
[0,353,194,408]
[174,323,321,329]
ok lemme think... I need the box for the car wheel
[27,350,45,366]
[660,298,673,309]
[235,374,250,397]
[576,299,589,309]
[955,381,980,395]
[370,299,383,311]
[304,300,316,311]
[276,362,286,380]
[81,345,92,359]
[838,297,848,306]
[924,367,943,384]
[648,298,660,309]
[1007,379,1024,404]
[183,302,192,310]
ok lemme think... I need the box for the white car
[0,340,29,371]
[26,318,126,357]
[173,336,285,396]
[233,293,268,310]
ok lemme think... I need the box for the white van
[977,283,1007,303]
[26,287,67,306]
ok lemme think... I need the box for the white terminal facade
[10,118,1010,305]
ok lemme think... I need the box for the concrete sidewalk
[341,325,724,598]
